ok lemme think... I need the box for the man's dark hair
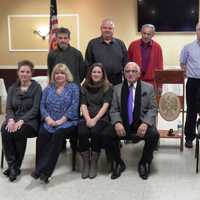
[17,60,34,72]
[56,27,71,38]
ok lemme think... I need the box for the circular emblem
[159,92,181,121]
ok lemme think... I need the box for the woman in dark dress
[1,60,42,182]
[78,63,125,179]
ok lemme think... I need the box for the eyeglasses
[124,70,139,74]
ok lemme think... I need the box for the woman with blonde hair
[31,63,79,183]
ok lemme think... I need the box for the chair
[195,118,200,173]
[154,69,185,151]
[1,76,78,171]
[1,135,78,171]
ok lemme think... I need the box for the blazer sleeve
[109,85,123,125]
[141,86,157,126]
[5,86,16,121]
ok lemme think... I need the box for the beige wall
[0,0,198,68]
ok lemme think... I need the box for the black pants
[110,125,159,164]
[1,124,37,170]
[185,78,200,142]
[78,120,123,164]
[35,125,77,177]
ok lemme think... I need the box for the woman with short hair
[31,63,80,183]
[1,60,42,182]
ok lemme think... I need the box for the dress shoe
[111,160,126,179]
[138,162,150,180]
[9,168,18,182]
[31,171,40,179]
[40,174,50,184]
[3,168,21,177]
[185,140,193,148]
[3,168,10,177]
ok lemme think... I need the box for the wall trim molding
[0,65,47,69]
[8,14,80,52]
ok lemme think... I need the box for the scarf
[121,79,141,133]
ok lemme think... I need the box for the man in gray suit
[110,62,159,180]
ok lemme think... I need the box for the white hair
[141,24,155,32]
[101,18,115,28]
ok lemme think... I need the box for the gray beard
[59,44,68,50]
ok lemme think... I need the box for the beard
[58,43,68,50]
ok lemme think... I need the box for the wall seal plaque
[159,92,181,121]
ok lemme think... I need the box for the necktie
[128,85,134,124]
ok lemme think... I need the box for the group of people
[1,59,158,183]
[1,18,200,184]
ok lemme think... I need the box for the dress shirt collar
[100,36,115,44]
[128,81,137,89]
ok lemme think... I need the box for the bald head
[100,19,114,41]
[124,62,141,84]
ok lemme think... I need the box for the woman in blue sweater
[31,63,79,183]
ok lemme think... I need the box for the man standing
[128,24,163,85]
[110,62,159,180]
[47,27,85,84]
[85,19,128,85]
[180,23,200,148]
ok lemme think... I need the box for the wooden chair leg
[1,149,4,169]
[72,148,76,171]
[195,137,199,173]
[180,135,184,152]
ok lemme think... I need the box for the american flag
[49,0,58,50]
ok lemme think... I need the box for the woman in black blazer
[1,60,42,182]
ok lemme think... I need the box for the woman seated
[31,63,79,183]
[78,63,125,179]
[1,60,42,182]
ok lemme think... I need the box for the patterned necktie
[128,85,134,124]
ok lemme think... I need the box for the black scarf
[121,80,141,133]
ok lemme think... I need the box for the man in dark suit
[110,62,159,180]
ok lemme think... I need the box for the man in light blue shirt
[180,23,200,148]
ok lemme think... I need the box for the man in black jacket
[47,27,85,84]
[85,19,128,85]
